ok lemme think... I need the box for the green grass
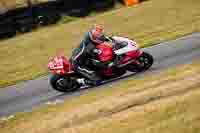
[1,0,200,88]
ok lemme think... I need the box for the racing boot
[75,66,102,86]
[76,78,101,86]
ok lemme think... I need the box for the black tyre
[49,74,79,92]
[18,25,32,33]
[35,14,61,26]
[126,52,154,72]
[35,16,48,26]
[68,8,89,17]
[0,31,16,39]
[7,31,16,38]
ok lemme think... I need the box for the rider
[71,25,138,86]
[71,24,108,85]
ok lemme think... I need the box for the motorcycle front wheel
[49,74,80,92]
[126,52,154,72]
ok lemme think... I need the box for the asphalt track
[0,33,200,118]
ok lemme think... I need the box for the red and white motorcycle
[48,36,154,92]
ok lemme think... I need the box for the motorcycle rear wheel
[49,74,80,92]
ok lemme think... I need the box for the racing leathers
[71,32,107,85]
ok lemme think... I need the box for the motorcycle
[48,38,154,92]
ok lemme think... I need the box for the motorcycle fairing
[119,50,143,65]
[96,43,114,62]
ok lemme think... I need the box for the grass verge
[0,0,200,87]
[0,61,200,133]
